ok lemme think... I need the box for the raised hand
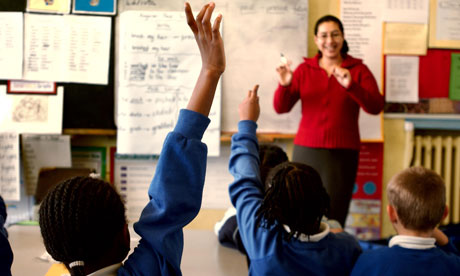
[239,85,260,122]
[184,2,225,116]
[332,66,351,89]
[185,2,225,75]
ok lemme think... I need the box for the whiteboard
[117,0,308,134]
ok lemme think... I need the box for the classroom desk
[8,225,248,275]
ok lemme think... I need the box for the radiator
[409,134,460,224]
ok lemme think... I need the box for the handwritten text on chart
[0,133,20,201]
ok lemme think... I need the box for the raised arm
[185,2,225,116]
[120,3,226,275]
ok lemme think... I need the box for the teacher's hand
[332,66,351,89]
[276,63,292,86]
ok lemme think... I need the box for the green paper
[449,53,460,100]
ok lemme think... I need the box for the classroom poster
[341,0,384,141]
[71,146,107,179]
[0,86,63,134]
[114,155,158,223]
[383,23,428,55]
[0,13,23,80]
[385,56,419,103]
[73,0,117,15]
[345,142,383,240]
[383,0,429,24]
[27,0,71,14]
[23,14,111,85]
[0,133,20,201]
[116,11,221,156]
[429,0,460,49]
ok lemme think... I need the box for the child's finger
[252,85,259,96]
[195,3,208,36]
[185,3,198,34]
[212,14,222,41]
[202,2,215,39]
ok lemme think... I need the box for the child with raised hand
[351,167,460,276]
[38,2,224,276]
[228,86,362,276]
[0,195,13,276]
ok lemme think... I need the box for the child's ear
[387,205,398,223]
[442,205,449,221]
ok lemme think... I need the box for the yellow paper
[27,0,71,14]
[428,0,460,49]
[383,22,428,55]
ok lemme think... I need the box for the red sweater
[273,54,384,150]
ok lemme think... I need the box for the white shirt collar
[283,222,330,242]
[389,235,436,250]
[87,263,121,276]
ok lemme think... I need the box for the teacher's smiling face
[314,21,344,60]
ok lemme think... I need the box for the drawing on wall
[12,96,48,123]
[73,0,117,15]
[27,0,71,14]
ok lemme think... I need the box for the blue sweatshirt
[118,109,209,276]
[351,241,460,275]
[0,196,13,276]
[229,120,362,276]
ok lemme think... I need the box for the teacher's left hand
[332,66,351,89]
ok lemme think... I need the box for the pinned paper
[450,53,460,100]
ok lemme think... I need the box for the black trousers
[292,145,359,227]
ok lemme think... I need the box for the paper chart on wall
[0,12,23,80]
[116,11,221,156]
[23,13,111,84]
[0,133,20,201]
[383,0,429,24]
[385,56,419,103]
[341,0,384,141]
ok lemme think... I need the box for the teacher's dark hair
[314,15,349,56]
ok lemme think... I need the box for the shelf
[384,113,460,130]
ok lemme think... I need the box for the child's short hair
[256,162,329,239]
[387,166,446,231]
[259,144,288,188]
[39,176,128,274]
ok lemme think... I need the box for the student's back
[351,166,460,276]
[351,244,460,276]
[229,86,361,276]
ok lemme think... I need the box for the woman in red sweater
[273,15,384,226]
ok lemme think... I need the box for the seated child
[351,166,460,275]
[39,2,225,275]
[216,144,288,253]
[0,195,13,276]
[228,85,362,276]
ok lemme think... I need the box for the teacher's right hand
[276,63,292,86]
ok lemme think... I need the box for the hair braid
[256,162,330,241]
[39,176,127,276]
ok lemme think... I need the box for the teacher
[273,15,384,226]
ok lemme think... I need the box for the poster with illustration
[27,0,71,14]
[73,0,117,15]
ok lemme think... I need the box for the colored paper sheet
[384,22,428,55]
[450,53,460,100]
[419,49,460,98]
